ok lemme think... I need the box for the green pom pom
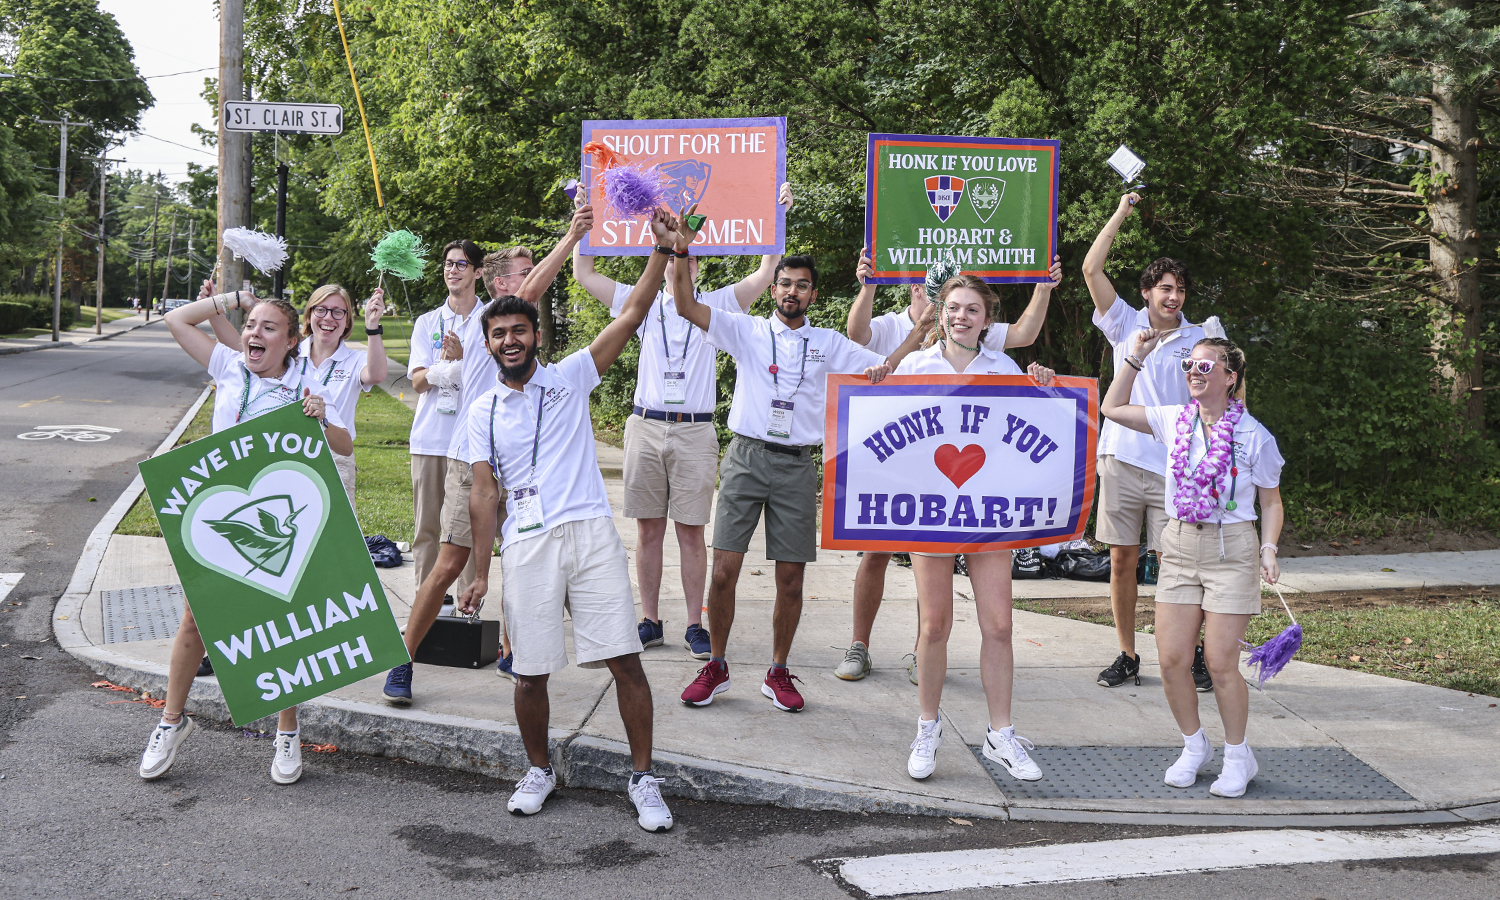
[369,230,429,281]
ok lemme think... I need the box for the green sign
[864,133,1060,284]
[139,402,409,725]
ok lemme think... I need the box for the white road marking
[838,825,1500,896]
[0,573,21,603]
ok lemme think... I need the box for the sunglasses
[1180,358,1219,375]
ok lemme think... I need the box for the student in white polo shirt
[836,249,1064,683]
[570,185,793,661]
[296,284,388,505]
[456,208,678,831]
[1082,192,1214,693]
[666,214,905,714]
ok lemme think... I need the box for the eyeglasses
[442,259,473,271]
[775,278,814,294]
[311,306,348,320]
[498,267,534,280]
[1180,358,1219,375]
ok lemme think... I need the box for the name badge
[436,384,457,415]
[766,399,794,439]
[663,371,687,405]
[511,485,545,533]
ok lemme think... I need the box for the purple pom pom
[1241,623,1303,688]
[602,165,668,219]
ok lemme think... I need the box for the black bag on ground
[1056,548,1112,581]
[1012,548,1048,579]
[365,534,403,568]
[414,615,500,669]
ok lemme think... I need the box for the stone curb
[0,316,162,355]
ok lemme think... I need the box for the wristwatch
[653,244,673,255]
[364,325,384,336]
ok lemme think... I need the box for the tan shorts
[440,456,473,548]
[332,450,357,507]
[410,454,448,586]
[1095,455,1168,550]
[623,415,718,525]
[500,516,642,676]
[1156,519,1262,615]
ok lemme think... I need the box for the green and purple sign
[139,402,408,726]
[864,133,1060,284]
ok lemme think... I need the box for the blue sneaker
[495,652,515,682]
[638,618,664,648]
[383,662,413,706]
[683,623,711,660]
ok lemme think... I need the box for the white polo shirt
[463,349,612,550]
[407,300,479,457]
[206,343,345,435]
[610,281,740,414]
[706,308,883,447]
[1093,297,1204,472]
[445,298,499,461]
[863,307,1010,357]
[1145,404,1284,524]
[894,341,1023,376]
[296,339,369,440]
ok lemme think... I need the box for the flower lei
[1170,399,1244,522]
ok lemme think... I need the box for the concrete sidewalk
[0,311,163,355]
[52,388,1500,827]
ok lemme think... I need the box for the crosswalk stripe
[838,825,1500,896]
[0,573,21,604]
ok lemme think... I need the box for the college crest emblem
[967,177,1005,224]
[924,175,965,223]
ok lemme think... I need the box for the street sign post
[223,101,343,135]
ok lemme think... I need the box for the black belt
[735,435,810,457]
[634,406,713,423]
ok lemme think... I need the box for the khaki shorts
[332,450,357,507]
[410,454,448,586]
[500,516,643,676]
[712,435,818,562]
[623,415,718,525]
[440,456,473,548]
[1095,455,1168,550]
[1156,519,1262,615]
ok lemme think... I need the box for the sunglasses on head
[1180,358,1219,375]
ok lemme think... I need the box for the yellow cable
[331,0,384,207]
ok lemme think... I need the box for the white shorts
[500,516,642,676]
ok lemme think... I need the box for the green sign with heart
[140,402,409,725]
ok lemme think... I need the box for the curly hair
[921,274,998,349]
[1140,257,1192,294]
[247,297,303,369]
[301,284,354,342]
[1193,336,1246,402]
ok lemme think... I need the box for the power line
[0,67,216,83]
[129,131,216,157]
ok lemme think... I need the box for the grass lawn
[74,306,138,329]
[372,316,413,367]
[116,384,417,542]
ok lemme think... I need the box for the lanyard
[301,354,337,386]
[236,362,302,423]
[657,294,695,366]
[489,388,545,486]
[769,327,809,400]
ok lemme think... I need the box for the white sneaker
[271,732,303,785]
[834,642,872,681]
[138,717,196,780]
[902,652,919,686]
[507,766,556,815]
[1209,742,1258,798]
[627,775,674,832]
[906,716,943,779]
[1164,728,1213,788]
[982,725,1043,781]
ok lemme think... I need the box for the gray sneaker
[902,652,919,686]
[834,642,872,681]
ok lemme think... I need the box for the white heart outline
[180,460,331,602]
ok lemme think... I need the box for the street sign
[223,101,343,135]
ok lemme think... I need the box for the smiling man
[1081,192,1212,693]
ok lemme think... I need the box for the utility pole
[273,161,288,300]
[163,207,179,301]
[91,156,124,334]
[186,217,196,298]
[145,171,161,319]
[218,0,249,309]
[35,113,71,342]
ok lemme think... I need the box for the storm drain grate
[970,745,1414,801]
[101,584,185,644]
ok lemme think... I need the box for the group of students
[136,188,1283,832]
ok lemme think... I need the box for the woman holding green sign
[141,291,352,786]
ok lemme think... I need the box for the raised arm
[198,278,245,350]
[165,293,256,368]
[1005,255,1063,348]
[571,227,620,305]
[1099,328,1160,435]
[516,204,594,304]
[1081,193,1139,316]
[360,288,389,386]
[670,205,713,332]
[589,208,676,374]
[846,246,878,345]
[730,182,794,310]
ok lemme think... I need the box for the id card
[663,371,687,405]
[766,399,794,439]
[437,384,457,415]
[511,485,545,533]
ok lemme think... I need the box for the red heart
[934,444,986,489]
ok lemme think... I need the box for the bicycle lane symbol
[16,425,121,442]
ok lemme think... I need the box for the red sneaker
[681,660,730,706]
[761,667,804,712]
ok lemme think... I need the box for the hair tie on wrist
[1261,543,1278,554]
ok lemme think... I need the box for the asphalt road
[0,328,1494,899]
